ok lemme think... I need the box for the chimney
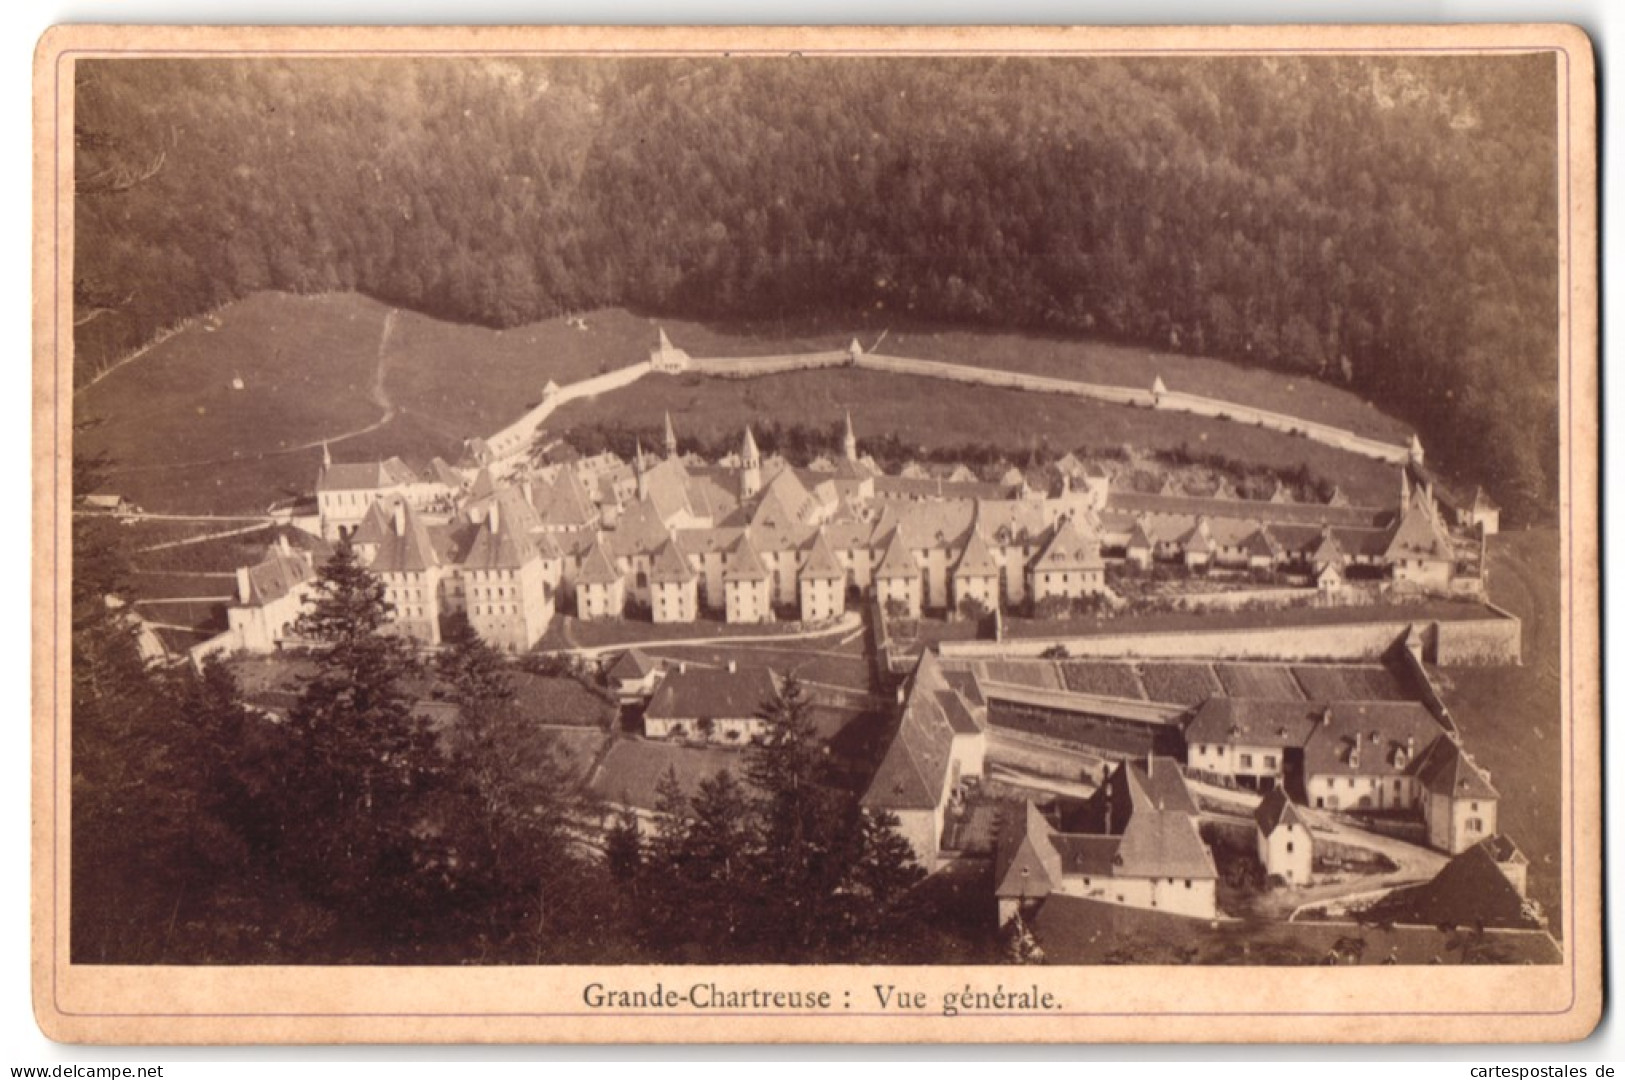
[393,501,406,536]
[1321,707,1333,727]
[1407,735,1416,753]
[278,534,292,557]
[236,567,252,604]
[678,662,688,675]
[489,500,501,535]
[1146,751,1154,777]
[727,660,738,674]
[1354,731,1363,749]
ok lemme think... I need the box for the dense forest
[74,55,1560,519]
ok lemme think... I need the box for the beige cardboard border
[33,23,1601,1045]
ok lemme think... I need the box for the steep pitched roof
[1117,809,1219,881]
[994,802,1064,900]
[540,467,598,528]
[1254,787,1309,837]
[1385,495,1453,562]
[369,502,442,574]
[862,653,959,812]
[874,528,919,580]
[318,460,403,493]
[469,466,496,501]
[1032,517,1103,572]
[954,528,1000,579]
[723,529,770,582]
[1414,736,1500,800]
[649,536,697,584]
[235,552,314,607]
[608,648,658,681]
[800,527,845,580]
[1364,838,1539,930]
[576,535,622,586]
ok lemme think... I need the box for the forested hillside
[73,55,1560,519]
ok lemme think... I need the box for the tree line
[71,457,939,964]
[74,55,1559,520]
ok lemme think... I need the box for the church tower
[842,411,858,463]
[663,411,679,460]
[741,425,762,500]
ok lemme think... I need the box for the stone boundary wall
[1155,390,1410,465]
[1433,601,1523,665]
[493,338,1413,479]
[939,610,1519,666]
[488,359,653,468]
[686,351,848,378]
[1393,641,1461,736]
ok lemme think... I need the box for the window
[1286,842,1294,854]
[1239,753,1253,769]
[1471,801,1480,812]
[1184,879,1192,889]
[1264,755,1277,770]
[1466,817,1484,833]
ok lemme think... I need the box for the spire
[740,425,762,499]
[321,441,331,468]
[663,411,678,460]
[635,438,648,503]
[842,410,857,462]
[1400,466,1412,506]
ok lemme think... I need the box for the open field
[76,292,1414,515]
[651,313,1414,443]
[547,369,1402,505]
[1431,529,1564,935]
[540,614,829,651]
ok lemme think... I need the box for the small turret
[663,411,678,460]
[635,439,649,502]
[842,411,857,462]
[741,425,762,499]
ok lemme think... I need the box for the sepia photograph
[33,24,1599,1044]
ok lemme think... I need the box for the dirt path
[564,612,863,660]
[103,308,402,477]
[135,522,273,553]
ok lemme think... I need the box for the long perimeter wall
[939,611,1520,666]
[495,337,1414,473]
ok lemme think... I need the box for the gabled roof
[1310,530,1347,568]
[1125,521,1154,552]
[429,457,464,489]
[1385,495,1453,562]
[1469,486,1501,513]
[1254,787,1309,836]
[645,667,780,722]
[649,536,696,584]
[234,552,314,607]
[540,468,598,528]
[318,460,410,493]
[1301,702,1447,779]
[994,802,1064,900]
[576,535,622,586]
[469,466,496,501]
[369,502,442,575]
[1185,698,1325,750]
[1117,809,1219,881]
[608,648,658,681]
[349,499,397,547]
[460,514,537,571]
[1414,736,1500,800]
[800,527,846,580]
[1363,837,1539,930]
[723,529,770,582]
[1031,517,1102,572]
[953,528,1000,579]
[874,528,918,580]
[862,652,960,812]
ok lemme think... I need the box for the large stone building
[995,756,1219,925]
[304,411,1470,651]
